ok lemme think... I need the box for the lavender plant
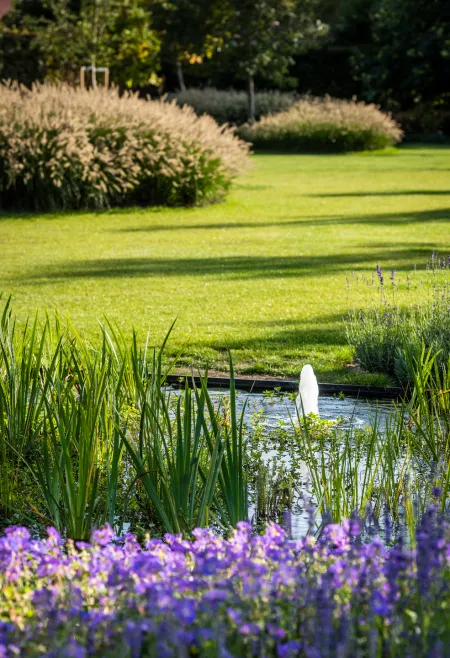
[346,255,450,384]
[0,506,449,657]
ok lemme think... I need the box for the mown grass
[1,145,449,384]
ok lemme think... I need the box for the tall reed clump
[0,82,250,211]
[0,299,248,540]
[174,87,297,125]
[239,96,403,152]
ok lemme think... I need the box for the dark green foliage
[217,0,326,120]
[0,9,43,85]
[245,126,395,153]
[351,0,450,111]
[1,0,161,88]
[217,0,325,82]
[149,0,220,90]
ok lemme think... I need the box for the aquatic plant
[0,299,249,539]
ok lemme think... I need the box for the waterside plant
[0,298,248,540]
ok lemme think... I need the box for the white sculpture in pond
[296,364,319,417]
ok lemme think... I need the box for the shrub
[239,96,403,152]
[395,101,450,141]
[0,82,249,211]
[174,87,297,125]
[1,509,450,657]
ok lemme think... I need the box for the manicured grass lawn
[1,145,449,383]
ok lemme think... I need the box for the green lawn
[1,145,450,383]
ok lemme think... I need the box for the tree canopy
[0,0,449,124]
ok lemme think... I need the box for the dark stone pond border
[166,374,405,400]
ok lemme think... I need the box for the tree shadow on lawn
[184,315,357,381]
[2,203,449,227]
[114,206,450,234]
[24,246,434,283]
[0,205,183,221]
[206,315,346,351]
[309,190,450,198]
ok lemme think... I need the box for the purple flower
[267,624,286,639]
[91,524,115,546]
[124,620,143,658]
[239,622,260,636]
[65,640,86,658]
[278,641,302,657]
[0,511,448,656]
[46,527,62,547]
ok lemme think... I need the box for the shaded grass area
[1,145,450,384]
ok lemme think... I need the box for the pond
[231,389,393,429]
[184,388,395,539]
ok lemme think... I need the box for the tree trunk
[176,61,186,92]
[248,75,255,124]
[91,55,97,89]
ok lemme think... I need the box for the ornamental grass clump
[0,83,249,211]
[0,507,449,657]
[174,87,297,125]
[239,96,403,152]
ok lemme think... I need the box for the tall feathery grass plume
[0,82,250,211]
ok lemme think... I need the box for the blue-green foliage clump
[175,87,297,125]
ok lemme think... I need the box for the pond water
[205,389,395,539]
[229,389,393,430]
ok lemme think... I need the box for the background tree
[215,0,327,122]
[351,0,450,110]
[97,0,161,88]
[150,0,220,91]
[0,0,48,84]
[16,0,160,86]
